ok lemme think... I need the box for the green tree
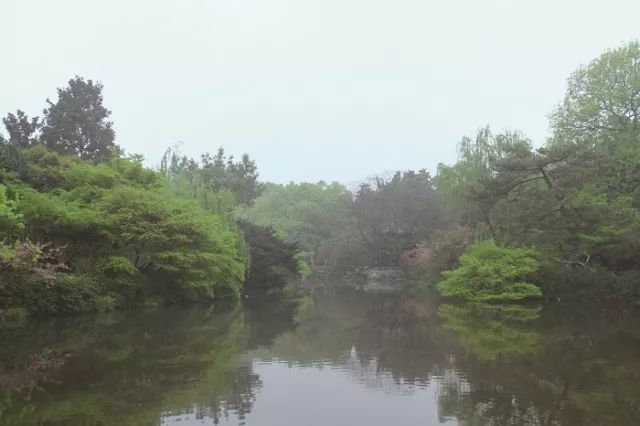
[237,181,360,267]
[40,76,119,163]
[0,185,24,237]
[160,146,263,209]
[201,148,263,205]
[2,110,40,148]
[238,220,299,290]
[546,42,640,273]
[438,240,542,302]
[353,170,444,264]
[0,145,246,314]
[552,41,640,149]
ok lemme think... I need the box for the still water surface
[1,287,640,425]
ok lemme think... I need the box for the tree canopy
[0,78,299,317]
[40,76,120,163]
[432,41,640,302]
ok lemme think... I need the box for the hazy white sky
[2,0,639,183]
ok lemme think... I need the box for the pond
[1,285,640,425]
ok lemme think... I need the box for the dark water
[1,287,640,426]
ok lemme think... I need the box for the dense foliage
[437,241,542,302]
[353,170,444,264]
[239,41,640,303]
[237,181,363,269]
[238,220,300,290]
[433,41,640,302]
[238,172,445,269]
[2,40,640,313]
[40,77,119,163]
[0,145,245,314]
[0,78,299,317]
[160,146,264,211]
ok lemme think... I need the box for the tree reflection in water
[1,287,640,425]
[438,302,542,361]
[0,290,302,426]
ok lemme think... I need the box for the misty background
[2,0,639,183]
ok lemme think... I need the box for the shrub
[295,251,312,277]
[97,256,141,300]
[2,307,28,321]
[0,184,24,237]
[0,271,99,315]
[437,240,542,302]
[32,273,99,314]
[95,294,119,312]
[0,240,67,282]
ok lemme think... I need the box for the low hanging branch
[551,252,594,270]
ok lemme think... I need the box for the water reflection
[438,302,542,360]
[0,304,261,425]
[1,287,640,425]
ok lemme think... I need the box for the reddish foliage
[0,241,68,283]
[0,348,71,395]
[402,246,431,267]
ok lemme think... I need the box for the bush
[33,273,99,314]
[437,240,542,302]
[97,256,141,300]
[295,251,312,277]
[0,240,66,282]
[2,307,28,321]
[95,294,119,312]
[0,272,99,315]
[0,145,246,314]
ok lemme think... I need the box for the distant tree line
[3,40,639,311]
[240,41,640,304]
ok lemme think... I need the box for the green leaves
[552,41,640,148]
[1,144,246,314]
[432,42,640,302]
[94,177,245,302]
[237,181,356,266]
[0,185,24,237]
[160,146,262,210]
[41,76,120,163]
[571,185,640,266]
[438,240,542,302]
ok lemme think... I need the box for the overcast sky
[2,0,639,184]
